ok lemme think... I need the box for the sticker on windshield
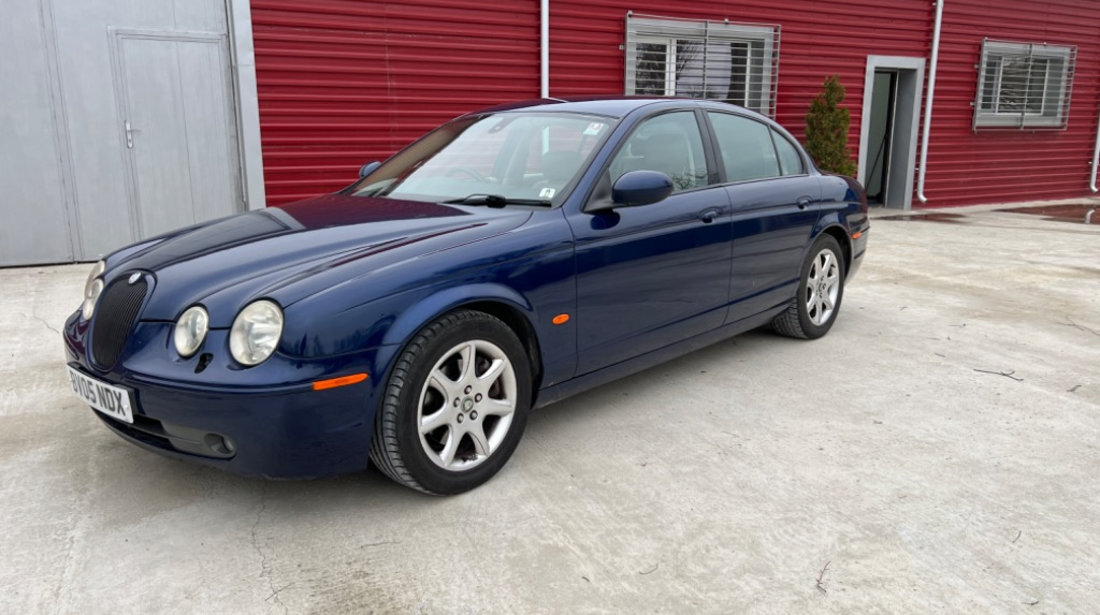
[539,187,556,198]
[583,122,604,136]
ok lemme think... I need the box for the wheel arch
[381,284,544,401]
[819,225,852,276]
[460,299,544,401]
[812,212,853,277]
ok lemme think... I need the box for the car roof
[463,97,772,122]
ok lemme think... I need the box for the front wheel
[772,234,845,339]
[369,310,531,495]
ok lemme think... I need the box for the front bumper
[64,311,391,478]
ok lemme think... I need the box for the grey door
[112,31,242,239]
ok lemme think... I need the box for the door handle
[796,196,812,209]
[699,208,721,223]
[124,121,134,149]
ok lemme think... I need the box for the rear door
[566,110,732,374]
[705,112,821,321]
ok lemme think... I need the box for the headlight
[229,300,283,366]
[173,306,209,358]
[81,260,106,321]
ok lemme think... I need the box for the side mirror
[358,161,382,178]
[611,170,673,207]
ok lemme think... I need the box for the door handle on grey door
[796,196,812,209]
[124,121,134,149]
[699,208,721,223]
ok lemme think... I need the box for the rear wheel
[772,234,845,339]
[369,310,531,495]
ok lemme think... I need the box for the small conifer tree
[804,75,857,176]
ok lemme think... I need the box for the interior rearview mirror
[359,161,382,178]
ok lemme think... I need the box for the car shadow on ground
[525,329,782,432]
[88,328,794,510]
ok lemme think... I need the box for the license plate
[67,365,134,424]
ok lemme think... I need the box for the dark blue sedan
[64,98,869,494]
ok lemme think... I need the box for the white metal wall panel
[0,0,75,265]
[0,0,244,265]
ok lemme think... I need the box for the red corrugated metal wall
[549,0,932,182]
[251,0,540,205]
[928,0,1100,205]
[550,0,1100,206]
[250,0,1100,208]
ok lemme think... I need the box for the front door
[567,111,732,375]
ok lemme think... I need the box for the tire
[771,234,846,340]
[369,309,532,495]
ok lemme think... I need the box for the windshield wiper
[443,194,552,208]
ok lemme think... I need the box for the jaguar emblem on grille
[128,272,141,285]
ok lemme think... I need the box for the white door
[112,30,242,239]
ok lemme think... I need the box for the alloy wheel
[416,339,517,471]
[805,249,840,326]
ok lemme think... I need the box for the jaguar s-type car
[64,97,868,494]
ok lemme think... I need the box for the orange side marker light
[312,372,368,391]
[552,313,570,325]
[851,231,863,240]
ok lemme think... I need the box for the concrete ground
[1,205,1098,613]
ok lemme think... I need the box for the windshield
[348,112,616,206]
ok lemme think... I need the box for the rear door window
[771,129,805,176]
[707,113,780,183]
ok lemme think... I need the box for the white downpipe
[917,0,944,204]
[1090,116,1100,192]
[540,0,550,98]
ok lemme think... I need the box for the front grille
[91,275,148,369]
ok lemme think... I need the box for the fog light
[203,433,236,456]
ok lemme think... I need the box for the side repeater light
[312,373,369,391]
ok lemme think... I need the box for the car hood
[112,194,532,325]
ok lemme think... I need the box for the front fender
[380,283,534,348]
[280,209,577,393]
[281,281,553,413]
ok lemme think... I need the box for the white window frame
[624,15,780,117]
[974,39,1075,130]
